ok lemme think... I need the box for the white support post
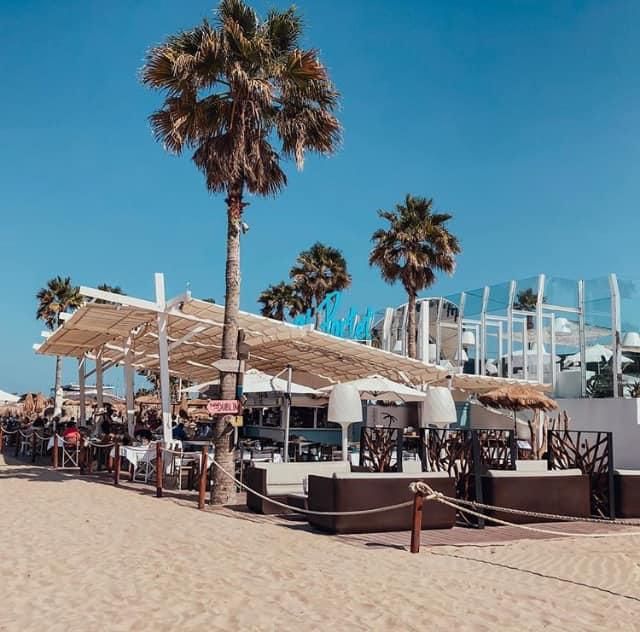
[381,308,394,352]
[507,281,516,379]
[282,365,293,462]
[435,298,443,365]
[78,356,86,426]
[95,348,104,411]
[155,273,172,443]
[474,324,480,375]
[609,274,622,398]
[578,279,587,397]
[536,274,546,384]
[480,287,490,376]
[550,314,557,393]
[457,293,466,371]
[497,325,503,377]
[522,322,528,381]
[124,336,135,436]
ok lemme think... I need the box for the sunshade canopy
[0,390,19,404]
[185,368,322,395]
[37,298,448,387]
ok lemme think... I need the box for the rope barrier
[410,482,640,539]
[209,456,422,517]
[0,428,19,435]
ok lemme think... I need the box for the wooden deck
[212,506,640,551]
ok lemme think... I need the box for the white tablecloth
[47,435,67,451]
[109,444,156,468]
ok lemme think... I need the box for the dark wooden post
[113,442,121,486]
[31,432,37,464]
[471,430,485,529]
[155,442,163,498]
[0,427,4,454]
[15,432,21,457]
[52,434,59,468]
[410,491,424,554]
[607,431,616,520]
[86,444,93,474]
[198,446,208,510]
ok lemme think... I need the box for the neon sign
[292,291,374,341]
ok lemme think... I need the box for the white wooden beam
[78,356,87,426]
[155,273,173,443]
[95,348,104,410]
[166,290,192,310]
[168,326,207,351]
[79,286,160,312]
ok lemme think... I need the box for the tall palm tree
[258,282,302,320]
[141,0,340,503]
[289,242,351,323]
[36,276,83,415]
[369,195,461,359]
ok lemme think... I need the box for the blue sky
[1,0,639,394]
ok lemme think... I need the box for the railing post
[471,430,485,529]
[52,435,59,469]
[410,490,424,553]
[198,446,208,510]
[0,427,3,454]
[113,441,120,486]
[155,442,163,498]
[31,432,37,464]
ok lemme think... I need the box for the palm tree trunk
[211,183,244,505]
[53,354,63,416]
[406,292,417,359]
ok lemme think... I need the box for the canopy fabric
[185,369,322,396]
[0,390,19,404]
[438,373,551,394]
[37,300,448,387]
[320,375,426,402]
[477,384,558,412]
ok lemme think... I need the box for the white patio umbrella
[564,344,633,366]
[0,389,19,404]
[319,375,426,402]
[183,369,321,395]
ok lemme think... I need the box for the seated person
[172,422,187,441]
[134,427,153,443]
[62,422,82,446]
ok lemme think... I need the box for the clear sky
[1,0,639,395]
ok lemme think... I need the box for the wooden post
[52,435,59,469]
[113,441,120,486]
[86,444,93,474]
[410,491,424,554]
[0,427,4,454]
[155,442,163,498]
[198,446,208,510]
[31,432,37,464]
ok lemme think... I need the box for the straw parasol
[478,384,558,438]
[34,393,46,414]
[22,393,35,416]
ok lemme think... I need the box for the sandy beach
[1,457,639,631]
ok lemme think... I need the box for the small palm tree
[95,284,125,305]
[36,276,83,415]
[141,0,340,503]
[290,242,351,323]
[369,194,461,359]
[258,282,302,320]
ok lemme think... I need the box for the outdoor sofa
[481,468,590,524]
[246,461,351,514]
[306,471,456,534]
[614,470,640,518]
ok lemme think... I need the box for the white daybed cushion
[515,460,549,472]
[485,468,582,478]
[614,469,640,476]
[328,471,450,480]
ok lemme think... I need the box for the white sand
[1,458,639,631]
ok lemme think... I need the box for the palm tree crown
[258,282,301,320]
[36,276,82,330]
[290,242,351,314]
[141,0,340,202]
[369,195,460,358]
[95,284,125,305]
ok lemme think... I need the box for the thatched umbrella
[22,393,35,416]
[34,393,46,415]
[478,384,558,438]
[178,395,190,419]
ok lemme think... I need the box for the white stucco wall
[557,398,640,468]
